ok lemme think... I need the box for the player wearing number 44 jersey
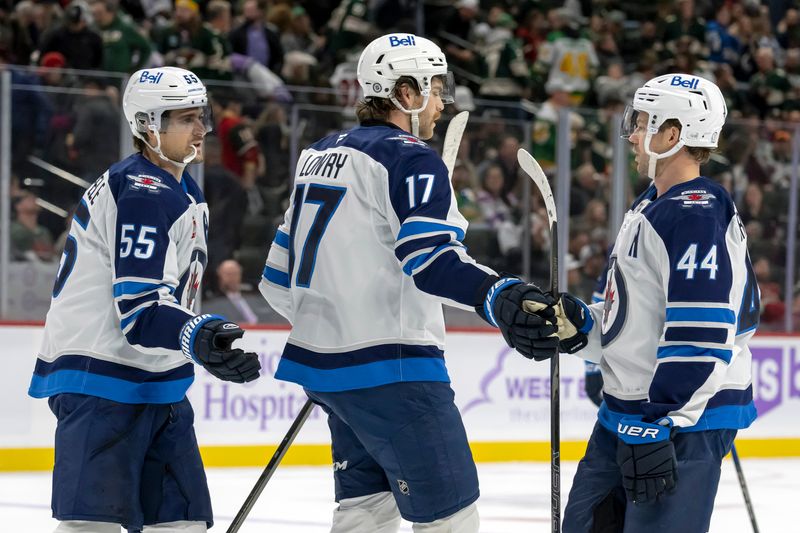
[28,67,261,533]
[525,74,761,532]
[260,33,558,533]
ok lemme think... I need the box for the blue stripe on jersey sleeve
[274,357,450,392]
[263,265,290,288]
[665,307,735,324]
[116,291,162,315]
[402,243,462,275]
[395,233,451,263]
[274,229,290,249]
[664,326,728,344]
[114,281,175,298]
[397,221,465,242]
[656,345,732,363]
[120,308,146,330]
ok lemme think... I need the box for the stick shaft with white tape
[442,111,469,179]
[517,148,561,533]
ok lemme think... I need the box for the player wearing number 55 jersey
[525,74,760,532]
[260,34,558,533]
[28,67,260,533]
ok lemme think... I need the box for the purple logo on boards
[750,346,800,417]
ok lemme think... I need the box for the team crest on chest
[601,256,628,346]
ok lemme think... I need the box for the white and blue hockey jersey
[579,178,760,432]
[259,121,497,392]
[28,154,209,404]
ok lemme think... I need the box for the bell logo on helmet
[669,75,699,90]
[138,71,163,84]
[389,35,415,47]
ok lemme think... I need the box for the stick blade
[442,111,469,179]
[517,148,557,226]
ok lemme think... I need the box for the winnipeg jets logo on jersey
[386,134,428,146]
[601,256,628,346]
[126,174,170,193]
[670,189,716,208]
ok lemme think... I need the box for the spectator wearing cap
[89,0,152,73]
[229,0,284,75]
[152,0,232,80]
[38,1,103,70]
[11,189,55,262]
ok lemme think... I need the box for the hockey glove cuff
[180,314,262,383]
[476,276,559,361]
[616,417,677,504]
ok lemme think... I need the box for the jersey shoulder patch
[644,177,734,239]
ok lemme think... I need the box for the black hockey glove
[616,418,678,504]
[476,276,559,361]
[180,315,261,383]
[523,292,593,354]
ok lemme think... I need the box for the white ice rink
[1,458,795,532]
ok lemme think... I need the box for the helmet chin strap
[643,130,685,179]
[390,93,430,138]
[139,126,197,171]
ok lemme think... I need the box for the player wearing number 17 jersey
[28,67,260,533]
[259,34,558,533]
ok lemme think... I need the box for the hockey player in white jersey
[28,67,261,533]
[259,33,559,533]
[525,74,760,532]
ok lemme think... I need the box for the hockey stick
[516,148,561,533]
[226,398,315,533]
[731,443,760,533]
[442,111,469,179]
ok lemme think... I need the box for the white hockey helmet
[621,73,727,177]
[123,66,213,166]
[357,33,455,135]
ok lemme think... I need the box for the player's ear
[396,82,412,107]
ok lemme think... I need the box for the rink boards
[1,324,798,471]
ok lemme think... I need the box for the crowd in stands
[2,0,799,328]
